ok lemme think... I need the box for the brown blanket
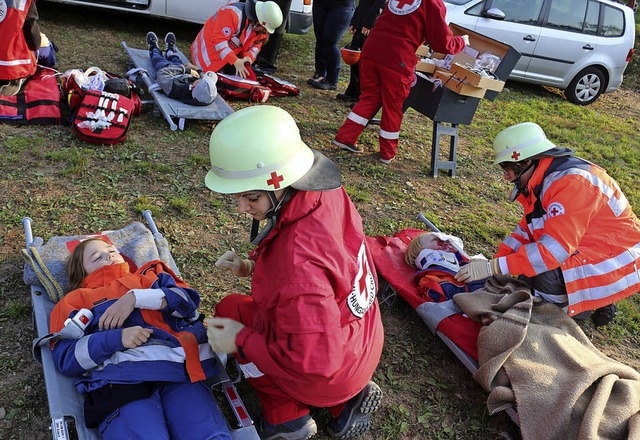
[454,275,640,440]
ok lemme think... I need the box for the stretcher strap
[21,246,64,302]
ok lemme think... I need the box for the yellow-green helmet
[255,1,283,34]
[205,106,341,194]
[493,122,557,165]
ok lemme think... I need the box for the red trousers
[335,59,413,161]
[215,294,347,424]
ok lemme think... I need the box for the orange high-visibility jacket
[495,156,640,316]
[191,3,263,73]
[0,0,37,81]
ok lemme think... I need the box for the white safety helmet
[205,105,341,194]
[255,1,283,34]
[493,122,557,165]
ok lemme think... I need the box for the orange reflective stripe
[141,310,207,382]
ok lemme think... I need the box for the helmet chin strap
[508,160,536,202]
[249,188,294,245]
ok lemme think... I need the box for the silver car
[445,0,636,105]
[41,0,314,35]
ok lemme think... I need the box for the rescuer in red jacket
[333,0,468,164]
[204,105,384,440]
[0,0,41,96]
[455,122,640,327]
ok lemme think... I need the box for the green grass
[0,3,639,440]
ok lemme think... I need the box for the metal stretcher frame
[378,275,520,426]
[22,212,259,440]
[121,42,234,131]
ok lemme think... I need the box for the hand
[121,326,153,349]
[461,34,470,46]
[215,250,254,277]
[233,57,251,78]
[206,317,244,354]
[455,259,500,283]
[349,25,356,34]
[99,291,135,330]
[362,26,371,36]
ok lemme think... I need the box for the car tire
[565,66,605,106]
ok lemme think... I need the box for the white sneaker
[379,157,394,165]
[333,139,364,153]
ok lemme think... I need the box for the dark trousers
[257,0,292,65]
[519,267,568,307]
[343,32,366,98]
[312,2,355,84]
[150,47,182,71]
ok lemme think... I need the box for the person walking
[333,0,468,164]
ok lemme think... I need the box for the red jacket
[191,3,264,73]
[236,188,384,407]
[495,156,640,316]
[361,0,465,76]
[0,0,39,81]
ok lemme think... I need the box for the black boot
[591,304,617,327]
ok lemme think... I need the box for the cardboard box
[433,69,486,99]
[416,59,437,74]
[450,63,505,92]
[415,45,430,57]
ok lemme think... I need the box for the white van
[445,0,636,104]
[41,0,313,34]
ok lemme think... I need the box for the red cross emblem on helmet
[511,151,521,161]
[266,171,284,189]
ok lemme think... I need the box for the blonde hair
[405,233,430,267]
[65,238,107,292]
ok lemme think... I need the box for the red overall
[335,0,464,161]
[215,188,384,424]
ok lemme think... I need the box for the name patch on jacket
[389,0,421,15]
[347,242,376,318]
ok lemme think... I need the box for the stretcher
[22,211,258,440]
[366,215,519,425]
[121,42,234,131]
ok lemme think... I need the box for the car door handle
[582,44,595,50]
[523,35,536,41]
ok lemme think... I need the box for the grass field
[0,3,639,439]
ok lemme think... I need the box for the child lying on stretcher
[49,238,231,439]
[405,232,487,301]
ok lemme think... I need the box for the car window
[546,0,594,33]
[485,0,544,24]
[446,0,476,5]
[465,1,484,15]
[583,1,599,35]
[600,4,625,37]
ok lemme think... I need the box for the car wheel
[565,67,605,105]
